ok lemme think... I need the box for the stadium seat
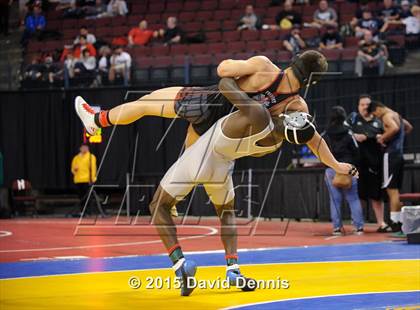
[341,48,358,73]
[261,30,280,41]
[240,30,260,41]
[340,14,354,24]
[213,10,231,21]
[222,31,240,42]
[188,44,208,55]
[151,45,170,56]
[191,54,212,80]
[301,28,319,39]
[219,0,236,10]
[170,44,188,55]
[277,51,292,63]
[132,4,147,15]
[255,0,271,7]
[63,19,78,29]
[111,16,127,26]
[246,41,265,53]
[266,40,283,51]
[200,1,218,11]
[134,57,151,82]
[227,41,246,53]
[338,2,357,13]
[230,9,244,20]
[204,21,221,32]
[171,55,188,83]
[95,18,112,27]
[183,1,200,11]
[148,3,165,14]
[321,49,341,71]
[302,5,318,16]
[166,2,183,13]
[195,11,213,21]
[207,42,226,54]
[179,12,195,23]
[222,20,238,31]
[344,36,359,47]
[150,56,171,82]
[206,32,222,43]
[182,22,202,33]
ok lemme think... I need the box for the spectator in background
[399,0,413,18]
[106,0,128,17]
[0,0,12,36]
[352,1,371,27]
[382,4,420,36]
[84,0,107,18]
[128,20,155,47]
[97,45,111,85]
[275,0,302,30]
[74,25,96,45]
[22,55,46,87]
[311,0,338,29]
[71,143,97,213]
[21,4,46,45]
[109,46,131,84]
[355,10,384,38]
[283,25,306,55]
[355,30,388,77]
[238,5,262,30]
[74,35,97,58]
[347,95,388,232]
[368,101,413,235]
[323,106,364,236]
[64,51,77,78]
[157,16,183,45]
[73,49,96,85]
[319,24,343,49]
[378,0,401,22]
[43,54,61,85]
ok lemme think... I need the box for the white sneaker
[74,96,99,135]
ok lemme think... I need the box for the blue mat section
[0,242,418,279]
[234,291,420,310]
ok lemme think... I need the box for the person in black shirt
[276,0,302,29]
[378,0,401,22]
[347,95,389,232]
[399,0,413,18]
[320,25,343,49]
[355,30,387,77]
[283,26,306,55]
[157,16,183,45]
[324,106,364,235]
[355,10,384,38]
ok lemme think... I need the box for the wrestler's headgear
[290,50,328,88]
[279,111,316,144]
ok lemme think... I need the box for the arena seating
[25,0,408,84]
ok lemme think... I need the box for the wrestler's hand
[334,163,359,178]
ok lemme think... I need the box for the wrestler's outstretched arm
[306,132,358,176]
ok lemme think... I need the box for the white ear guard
[279,111,316,144]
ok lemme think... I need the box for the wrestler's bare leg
[108,86,183,125]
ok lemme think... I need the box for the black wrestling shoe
[376,225,391,233]
[390,222,402,233]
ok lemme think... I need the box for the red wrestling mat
[0,217,391,262]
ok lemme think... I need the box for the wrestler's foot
[173,258,197,296]
[74,96,99,135]
[226,265,256,292]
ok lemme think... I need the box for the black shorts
[174,85,234,136]
[382,152,404,189]
[358,164,383,201]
